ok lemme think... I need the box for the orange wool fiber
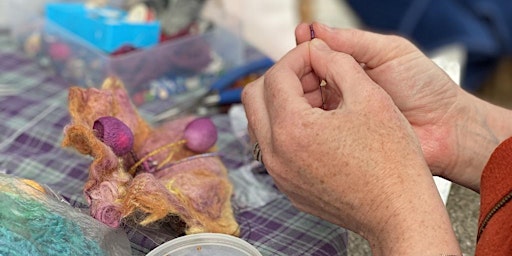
[61,77,239,236]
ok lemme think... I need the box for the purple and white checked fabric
[0,32,347,256]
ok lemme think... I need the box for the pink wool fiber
[61,78,239,236]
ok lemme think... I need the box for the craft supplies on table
[8,0,254,102]
[0,32,348,255]
[61,78,240,240]
[151,56,274,121]
[203,56,274,105]
[132,0,206,36]
[0,173,132,255]
[45,3,160,53]
[12,18,252,98]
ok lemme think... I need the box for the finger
[303,88,323,108]
[303,82,343,110]
[301,69,321,93]
[322,83,343,110]
[293,25,328,107]
[295,23,312,45]
[262,42,315,121]
[300,70,324,108]
[309,38,376,107]
[307,22,419,69]
[241,77,272,157]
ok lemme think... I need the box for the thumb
[310,23,419,69]
[309,38,377,107]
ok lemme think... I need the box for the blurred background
[218,0,512,110]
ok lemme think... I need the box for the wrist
[362,170,461,256]
[447,91,512,192]
[485,99,512,145]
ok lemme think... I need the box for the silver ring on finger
[252,142,263,163]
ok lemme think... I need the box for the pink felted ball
[93,116,134,156]
[48,41,71,61]
[183,117,218,153]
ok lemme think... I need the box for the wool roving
[61,77,239,237]
[0,174,131,255]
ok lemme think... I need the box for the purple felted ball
[183,117,218,153]
[93,116,134,156]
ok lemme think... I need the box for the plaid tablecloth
[0,32,347,256]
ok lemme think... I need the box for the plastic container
[8,0,261,104]
[12,17,251,97]
[146,233,262,256]
[45,3,160,53]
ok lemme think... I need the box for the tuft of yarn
[93,116,134,156]
[90,201,122,228]
[183,117,218,153]
[0,175,109,256]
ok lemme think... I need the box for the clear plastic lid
[146,233,262,256]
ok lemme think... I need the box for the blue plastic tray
[45,3,160,53]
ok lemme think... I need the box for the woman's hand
[296,23,512,192]
[242,38,460,255]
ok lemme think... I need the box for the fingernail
[311,38,329,50]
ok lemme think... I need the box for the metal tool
[153,56,274,121]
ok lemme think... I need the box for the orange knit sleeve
[475,137,512,256]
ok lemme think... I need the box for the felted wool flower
[62,77,239,236]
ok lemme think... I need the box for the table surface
[0,31,347,255]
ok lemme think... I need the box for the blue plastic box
[45,3,160,53]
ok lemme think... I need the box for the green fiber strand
[0,191,106,256]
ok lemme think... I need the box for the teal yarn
[0,184,106,256]
[0,226,40,256]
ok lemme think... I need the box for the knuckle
[263,65,280,84]
[241,79,260,105]
[240,86,252,105]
